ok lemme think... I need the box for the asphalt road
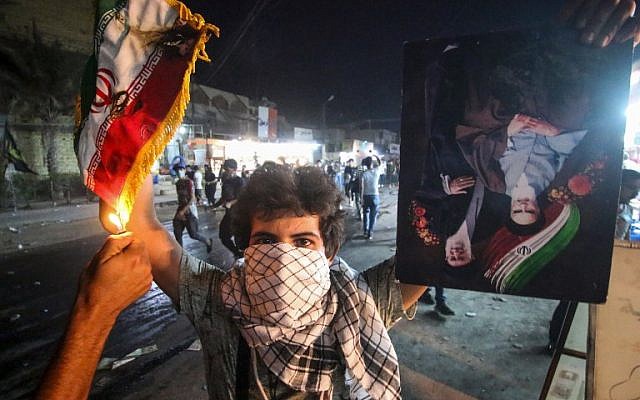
[0,188,557,400]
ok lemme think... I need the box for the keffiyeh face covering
[221,243,401,399]
[241,242,332,336]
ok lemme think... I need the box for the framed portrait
[397,27,632,302]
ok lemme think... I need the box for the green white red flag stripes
[75,0,218,226]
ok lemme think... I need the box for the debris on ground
[97,357,118,371]
[97,344,159,370]
[9,227,19,233]
[492,296,507,302]
[465,312,477,318]
[187,339,202,351]
[124,345,158,358]
[512,343,524,349]
[10,314,21,322]
[112,358,136,369]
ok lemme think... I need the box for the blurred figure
[173,167,212,252]
[192,165,204,205]
[361,155,382,239]
[204,164,217,207]
[344,159,355,202]
[213,159,245,258]
[616,169,640,240]
[351,165,363,220]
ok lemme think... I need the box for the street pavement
[0,186,557,400]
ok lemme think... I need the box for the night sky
[187,1,563,127]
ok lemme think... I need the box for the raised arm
[36,235,152,400]
[100,176,182,301]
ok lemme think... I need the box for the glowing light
[625,102,639,117]
[108,213,124,233]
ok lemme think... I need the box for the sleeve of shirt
[361,256,418,330]
[176,250,228,322]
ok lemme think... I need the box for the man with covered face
[37,165,425,400]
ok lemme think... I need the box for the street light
[322,94,335,129]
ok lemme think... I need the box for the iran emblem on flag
[75,0,218,229]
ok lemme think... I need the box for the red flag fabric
[76,0,218,227]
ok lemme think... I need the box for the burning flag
[75,0,218,228]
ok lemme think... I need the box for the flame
[116,200,130,229]
[108,213,124,233]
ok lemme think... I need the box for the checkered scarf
[221,243,401,399]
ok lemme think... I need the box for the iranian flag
[483,203,580,294]
[75,0,218,227]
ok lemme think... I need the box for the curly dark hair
[231,165,346,258]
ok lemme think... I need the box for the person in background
[185,165,195,181]
[213,159,245,258]
[170,155,186,178]
[204,164,217,207]
[351,164,363,220]
[193,165,204,205]
[616,168,640,239]
[378,158,387,189]
[326,164,337,188]
[344,159,356,203]
[172,167,212,253]
[361,155,382,239]
[387,160,398,187]
[420,286,455,316]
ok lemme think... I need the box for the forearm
[129,218,181,301]
[36,304,116,400]
[125,177,182,301]
[399,283,428,311]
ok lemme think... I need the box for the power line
[203,0,271,85]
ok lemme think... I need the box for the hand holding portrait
[560,0,640,46]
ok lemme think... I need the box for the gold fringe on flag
[116,0,219,227]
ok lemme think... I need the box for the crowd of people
[167,155,402,257]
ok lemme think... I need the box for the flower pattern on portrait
[410,200,440,246]
[548,156,606,205]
